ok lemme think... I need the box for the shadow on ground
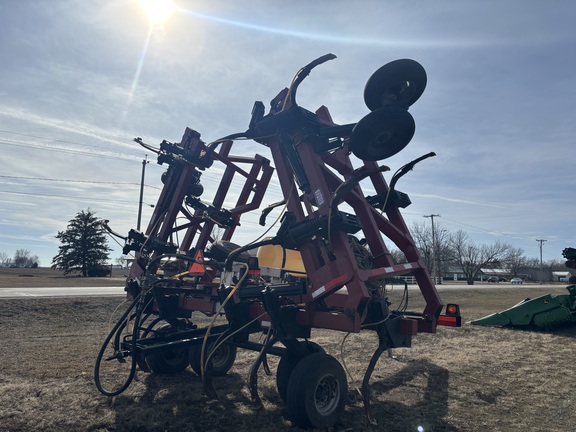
[106,359,458,432]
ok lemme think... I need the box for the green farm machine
[471,248,576,329]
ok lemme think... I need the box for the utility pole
[536,239,547,284]
[137,155,149,231]
[424,214,441,284]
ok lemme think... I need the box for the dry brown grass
[1,282,575,432]
[0,267,126,288]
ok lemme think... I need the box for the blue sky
[1,0,575,267]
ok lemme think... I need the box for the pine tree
[51,209,112,276]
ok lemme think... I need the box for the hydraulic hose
[94,292,142,396]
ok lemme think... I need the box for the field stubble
[0,271,574,431]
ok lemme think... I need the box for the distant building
[552,271,571,282]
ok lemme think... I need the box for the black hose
[95,253,198,395]
[289,54,336,107]
[224,238,277,271]
[145,252,199,274]
[389,152,436,192]
[206,132,249,151]
[330,165,390,214]
[94,292,142,396]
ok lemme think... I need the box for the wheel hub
[315,374,340,415]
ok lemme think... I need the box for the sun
[139,0,177,26]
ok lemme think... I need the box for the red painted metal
[98,56,462,423]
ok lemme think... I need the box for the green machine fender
[471,285,576,329]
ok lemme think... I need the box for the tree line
[2,209,570,284]
[0,249,40,268]
[394,221,567,285]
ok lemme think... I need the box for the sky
[1,0,575,267]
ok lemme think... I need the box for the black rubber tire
[364,58,427,111]
[145,347,190,374]
[276,341,326,402]
[144,324,190,374]
[285,353,348,429]
[189,341,237,377]
[350,106,415,161]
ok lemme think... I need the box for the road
[0,283,563,299]
[433,282,561,290]
[0,286,125,298]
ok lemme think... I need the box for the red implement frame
[125,127,273,315]
[96,55,460,429]
[238,95,443,336]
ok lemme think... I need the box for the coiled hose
[94,292,143,396]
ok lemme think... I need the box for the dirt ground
[0,273,575,431]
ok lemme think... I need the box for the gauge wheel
[189,341,237,377]
[285,352,348,429]
[276,341,326,402]
[144,325,190,374]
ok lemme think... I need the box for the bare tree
[115,256,127,269]
[411,221,434,273]
[13,249,30,267]
[449,230,511,285]
[435,229,454,281]
[13,249,40,267]
[544,259,567,283]
[504,247,528,277]
[388,248,407,264]
[0,252,9,265]
[411,222,454,280]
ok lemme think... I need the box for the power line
[0,139,283,195]
[439,215,521,238]
[0,174,140,186]
[405,212,563,260]
[0,128,127,151]
[0,175,162,193]
[0,190,137,204]
[0,138,139,161]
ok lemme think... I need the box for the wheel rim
[162,349,187,366]
[210,344,229,369]
[314,373,340,416]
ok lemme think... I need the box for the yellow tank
[257,244,306,276]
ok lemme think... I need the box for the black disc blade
[364,59,427,111]
[350,107,415,161]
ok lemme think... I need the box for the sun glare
[139,0,176,26]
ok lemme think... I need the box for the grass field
[0,271,575,431]
[0,267,126,288]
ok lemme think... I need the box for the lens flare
[140,0,176,26]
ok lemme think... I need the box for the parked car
[510,277,523,284]
[487,276,499,283]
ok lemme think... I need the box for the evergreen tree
[52,209,111,276]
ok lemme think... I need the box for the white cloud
[1,0,575,266]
